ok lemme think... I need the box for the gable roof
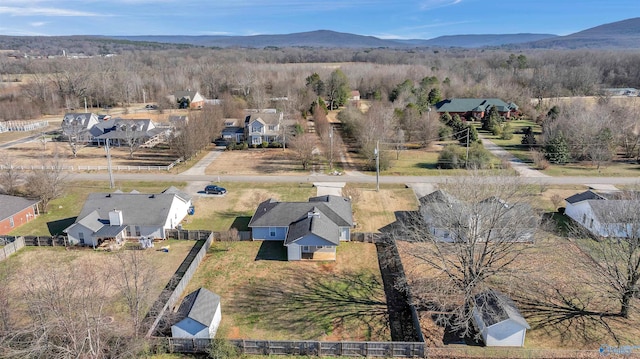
[285,207,340,245]
[245,112,282,126]
[162,186,192,204]
[434,98,514,114]
[249,195,353,229]
[176,287,221,328]
[474,290,530,329]
[174,90,202,101]
[72,189,186,228]
[0,194,39,221]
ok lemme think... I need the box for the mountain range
[107,17,640,50]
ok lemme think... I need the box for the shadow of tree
[233,267,389,340]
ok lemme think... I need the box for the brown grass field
[0,240,195,334]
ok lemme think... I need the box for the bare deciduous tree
[289,133,316,170]
[114,250,156,338]
[393,174,539,337]
[24,155,67,213]
[0,156,22,195]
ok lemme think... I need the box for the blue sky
[0,0,638,39]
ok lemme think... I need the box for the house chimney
[109,209,123,226]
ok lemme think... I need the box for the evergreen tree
[544,134,570,164]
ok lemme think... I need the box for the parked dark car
[204,185,226,195]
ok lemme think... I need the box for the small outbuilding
[171,288,221,339]
[472,290,530,347]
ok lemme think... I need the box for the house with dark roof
[0,194,39,235]
[171,287,222,339]
[418,190,537,243]
[248,195,353,261]
[94,117,167,147]
[434,98,518,120]
[565,190,640,238]
[472,290,530,347]
[64,186,192,247]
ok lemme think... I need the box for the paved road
[67,171,640,186]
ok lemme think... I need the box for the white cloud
[30,21,47,27]
[0,6,100,17]
[419,0,462,10]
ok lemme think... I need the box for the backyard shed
[472,290,530,347]
[171,288,221,339]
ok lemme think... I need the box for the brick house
[0,194,39,235]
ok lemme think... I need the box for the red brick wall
[0,206,36,235]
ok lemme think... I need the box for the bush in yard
[544,134,570,164]
[208,338,240,359]
[437,145,464,169]
[531,149,550,169]
[466,143,493,169]
[500,122,514,140]
[268,141,282,148]
[261,141,269,148]
[438,125,452,141]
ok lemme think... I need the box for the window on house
[590,219,594,229]
[268,125,277,131]
[78,232,85,244]
[303,246,310,252]
[135,226,141,236]
[269,227,276,237]
[9,217,14,228]
[582,214,587,223]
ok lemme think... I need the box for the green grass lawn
[381,148,511,176]
[185,240,390,342]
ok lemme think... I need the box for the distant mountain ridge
[108,18,640,49]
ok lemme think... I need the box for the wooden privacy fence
[165,229,213,241]
[0,237,25,262]
[144,232,215,337]
[159,338,426,358]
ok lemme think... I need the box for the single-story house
[170,90,205,109]
[349,90,361,101]
[172,287,222,339]
[64,186,192,247]
[472,290,530,347]
[0,194,39,235]
[418,190,537,243]
[565,190,640,238]
[248,195,353,261]
[434,98,519,120]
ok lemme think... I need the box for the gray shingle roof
[74,210,106,233]
[0,194,38,221]
[474,290,530,329]
[75,191,184,227]
[249,195,353,228]
[285,208,340,245]
[177,287,221,327]
[162,186,193,204]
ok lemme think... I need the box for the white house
[244,111,284,146]
[64,186,192,247]
[564,190,640,238]
[472,290,530,347]
[172,288,221,339]
[418,190,537,243]
[248,195,353,261]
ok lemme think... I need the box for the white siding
[287,244,301,261]
[485,319,527,347]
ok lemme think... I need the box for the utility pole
[375,140,380,192]
[329,125,333,170]
[105,140,115,189]
[465,127,470,169]
[84,97,87,113]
